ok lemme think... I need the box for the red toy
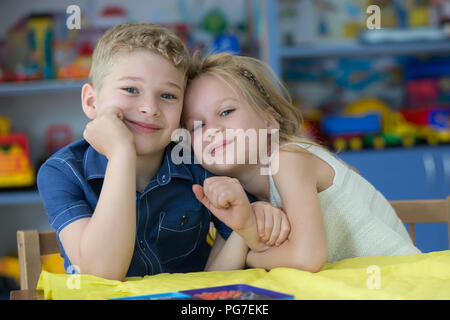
[45,124,73,156]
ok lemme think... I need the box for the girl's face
[183,74,277,175]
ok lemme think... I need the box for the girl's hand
[251,201,291,247]
[192,176,255,232]
[83,107,135,159]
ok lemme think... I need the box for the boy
[37,23,288,281]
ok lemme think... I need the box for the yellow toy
[0,117,35,188]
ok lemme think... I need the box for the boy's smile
[124,119,161,134]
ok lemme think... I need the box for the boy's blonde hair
[89,22,190,90]
[186,51,319,148]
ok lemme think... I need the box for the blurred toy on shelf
[321,112,381,151]
[0,116,11,136]
[44,124,73,158]
[27,14,54,79]
[320,98,447,151]
[57,41,92,80]
[401,106,450,144]
[2,4,118,83]
[278,0,450,46]
[0,116,35,188]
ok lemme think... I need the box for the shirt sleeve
[37,159,93,236]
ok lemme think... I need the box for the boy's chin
[134,142,167,157]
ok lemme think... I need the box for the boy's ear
[266,107,280,130]
[81,83,97,119]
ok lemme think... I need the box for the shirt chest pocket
[156,209,203,264]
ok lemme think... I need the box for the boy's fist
[83,107,135,159]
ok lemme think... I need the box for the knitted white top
[268,142,421,262]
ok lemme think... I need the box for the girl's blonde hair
[186,51,320,148]
[89,22,190,90]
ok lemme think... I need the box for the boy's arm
[204,232,248,271]
[59,147,136,281]
[59,108,137,281]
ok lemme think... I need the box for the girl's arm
[246,146,328,273]
[204,232,248,271]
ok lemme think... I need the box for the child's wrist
[108,143,136,160]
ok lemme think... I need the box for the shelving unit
[0,79,86,96]
[280,40,450,59]
[0,190,41,205]
[263,0,450,76]
[262,0,450,252]
[0,80,86,206]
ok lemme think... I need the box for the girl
[183,52,421,273]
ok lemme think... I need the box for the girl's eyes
[122,87,139,94]
[189,108,234,131]
[219,109,234,117]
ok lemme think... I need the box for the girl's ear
[266,107,280,130]
[81,83,97,120]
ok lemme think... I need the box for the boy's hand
[192,176,255,232]
[83,107,135,159]
[251,201,291,247]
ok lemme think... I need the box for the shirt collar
[83,141,193,184]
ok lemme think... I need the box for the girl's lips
[210,139,233,155]
[126,120,161,134]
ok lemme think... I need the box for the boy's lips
[126,119,161,133]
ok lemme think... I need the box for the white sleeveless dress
[268,142,421,262]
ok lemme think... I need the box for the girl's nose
[205,126,223,140]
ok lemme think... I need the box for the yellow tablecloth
[37,250,450,300]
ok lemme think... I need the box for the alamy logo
[366,5,381,30]
[171,122,280,176]
[66,264,81,290]
[366,265,381,290]
[66,5,81,30]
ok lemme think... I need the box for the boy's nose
[138,104,160,117]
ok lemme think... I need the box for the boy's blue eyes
[161,93,176,100]
[121,88,177,100]
[123,87,139,94]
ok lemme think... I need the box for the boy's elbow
[82,265,126,281]
[78,259,127,281]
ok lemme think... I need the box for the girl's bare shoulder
[272,144,334,192]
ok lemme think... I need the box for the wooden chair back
[16,230,60,290]
[390,196,450,247]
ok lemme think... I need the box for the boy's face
[89,49,185,156]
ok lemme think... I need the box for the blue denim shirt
[37,139,242,277]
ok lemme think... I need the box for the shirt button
[139,241,146,249]
[181,215,188,226]
[161,174,166,182]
